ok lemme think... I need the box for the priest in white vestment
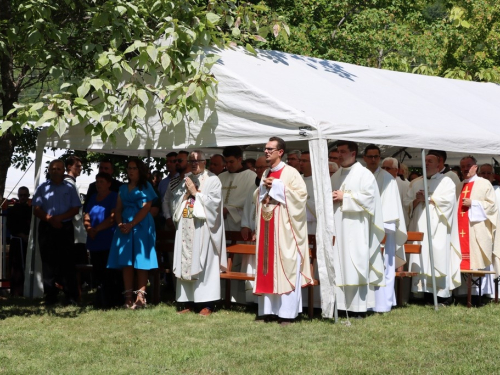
[218,147,258,304]
[404,153,461,300]
[241,156,268,235]
[427,150,462,199]
[298,151,321,308]
[453,158,500,297]
[254,137,312,324]
[331,141,385,314]
[172,151,227,316]
[363,149,408,313]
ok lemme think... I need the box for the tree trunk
[0,133,15,198]
[0,0,18,198]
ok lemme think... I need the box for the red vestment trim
[255,167,283,294]
[458,181,474,270]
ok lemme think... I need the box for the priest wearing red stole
[254,137,313,324]
[453,156,500,296]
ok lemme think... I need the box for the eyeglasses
[176,159,187,163]
[263,147,278,153]
[188,159,206,164]
[381,166,395,171]
[365,155,380,160]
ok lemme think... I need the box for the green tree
[0,0,288,197]
[265,0,500,79]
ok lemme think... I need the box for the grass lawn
[1,295,500,374]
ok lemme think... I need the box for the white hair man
[383,157,410,226]
[328,162,338,177]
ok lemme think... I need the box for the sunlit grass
[1,294,499,374]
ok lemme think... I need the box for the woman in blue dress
[108,158,158,309]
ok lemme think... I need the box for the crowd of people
[4,137,500,325]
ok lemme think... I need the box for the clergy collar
[426,173,439,180]
[270,161,285,172]
[229,167,247,174]
[342,161,358,171]
[463,174,478,183]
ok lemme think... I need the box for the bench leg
[396,277,403,307]
[225,279,231,309]
[308,286,314,319]
[467,274,472,308]
[495,277,499,304]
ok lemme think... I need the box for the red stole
[458,181,474,270]
[255,167,284,294]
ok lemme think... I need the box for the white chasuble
[396,176,410,228]
[404,174,460,298]
[218,169,257,231]
[254,163,312,318]
[371,168,408,313]
[172,170,227,303]
[331,162,385,312]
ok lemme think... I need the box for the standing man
[241,156,268,238]
[84,159,122,211]
[427,150,462,199]
[64,156,87,266]
[329,148,340,164]
[286,150,301,170]
[172,150,226,316]
[404,152,460,303]
[299,151,316,234]
[6,186,32,296]
[209,154,226,176]
[254,137,312,324]
[218,146,257,303]
[33,159,82,305]
[363,147,407,313]
[479,163,500,203]
[453,156,499,297]
[331,141,385,315]
[162,151,191,229]
[158,152,178,201]
[218,146,257,231]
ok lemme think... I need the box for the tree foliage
[0,0,288,196]
[265,0,500,81]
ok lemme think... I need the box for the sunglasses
[176,159,187,163]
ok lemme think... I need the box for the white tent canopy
[28,47,500,316]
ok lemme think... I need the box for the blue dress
[108,182,158,270]
[86,191,118,252]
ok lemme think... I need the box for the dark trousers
[9,237,27,297]
[89,250,123,308]
[38,221,78,302]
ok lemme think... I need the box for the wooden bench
[395,231,424,307]
[220,231,321,319]
[151,229,176,304]
[460,270,497,308]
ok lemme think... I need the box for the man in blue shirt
[33,159,82,305]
